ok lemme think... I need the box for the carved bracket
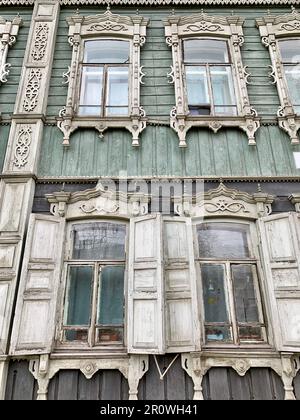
[165,11,260,147]
[57,10,149,147]
[289,193,300,212]
[0,16,23,84]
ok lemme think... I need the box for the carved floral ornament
[57,10,149,147]
[0,16,23,85]
[45,181,150,219]
[173,183,275,219]
[256,8,300,145]
[164,11,260,147]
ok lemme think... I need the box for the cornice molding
[0,0,299,6]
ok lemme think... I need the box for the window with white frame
[183,39,237,116]
[278,39,300,115]
[78,39,130,117]
[61,221,127,347]
[57,10,148,147]
[195,221,266,345]
[164,12,260,147]
[256,8,300,145]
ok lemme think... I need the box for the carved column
[127,355,149,400]
[0,0,60,384]
[181,353,205,400]
[281,355,297,400]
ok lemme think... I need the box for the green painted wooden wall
[0,7,33,172]
[39,124,300,178]
[0,8,33,117]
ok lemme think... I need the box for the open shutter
[163,217,201,352]
[10,214,65,356]
[258,212,300,351]
[128,214,164,354]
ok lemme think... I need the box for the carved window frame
[256,8,300,145]
[57,9,149,147]
[0,16,23,87]
[164,12,260,147]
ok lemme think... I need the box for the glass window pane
[72,222,126,260]
[184,39,229,63]
[211,65,237,116]
[231,265,260,323]
[201,264,229,323]
[205,326,231,342]
[186,65,210,106]
[98,266,125,325]
[284,65,300,111]
[78,66,103,116]
[106,67,129,116]
[238,326,262,341]
[84,40,130,64]
[64,329,89,342]
[279,39,300,63]
[64,266,93,326]
[197,223,251,259]
[97,327,123,343]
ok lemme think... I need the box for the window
[61,221,127,347]
[278,39,300,115]
[256,9,300,144]
[57,10,148,146]
[184,39,237,116]
[195,221,266,345]
[164,11,260,147]
[78,40,130,117]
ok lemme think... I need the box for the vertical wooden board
[166,300,193,345]
[138,355,165,400]
[265,217,294,261]
[242,133,261,177]
[0,283,9,340]
[206,368,231,400]
[165,355,189,401]
[100,370,123,400]
[55,370,79,400]
[269,370,284,400]
[269,125,292,176]
[197,129,215,177]
[249,368,274,400]
[256,127,277,177]
[227,130,247,176]
[228,369,251,400]
[126,131,140,177]
[293,372,300,401]
[61,131,83,177]
[156,126,169,176]
[0,125,10,172]
[5,361,37,401]
[202,374,210,400]
[211,131,231,177]
[184,129,201,177]
[77,372,100,401]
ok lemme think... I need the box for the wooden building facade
[0,0,300,400]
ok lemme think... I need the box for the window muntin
[183,39,237,116]
[278,39,300,115]
[78,39,130,117]
[196,221,266,345]
[62,221,127,347]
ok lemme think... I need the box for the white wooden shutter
[258,212,300,351]
[163,217,201,352]
[10,214,65,356]
[128,214,164,354]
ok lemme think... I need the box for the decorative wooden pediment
[46,182,150,219]
[173,183,275,219]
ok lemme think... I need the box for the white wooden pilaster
[0,360,8,400]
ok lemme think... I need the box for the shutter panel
[258,212,300,351]
[163,217,201,352]
[10,214,65,356]
[128,214,164,354]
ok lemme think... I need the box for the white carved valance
[257,7,300,145]
[0,16,23,86]
[46,181,150,218]
[164,11,260,147]
[57,9,149,147]
[173,183,274,219]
